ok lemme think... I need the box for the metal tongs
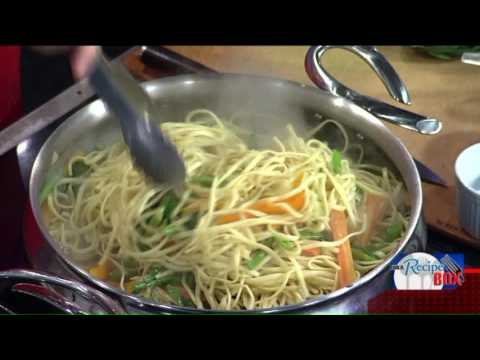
[305,46,442,135]
[89,50,186,189]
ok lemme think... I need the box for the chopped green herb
[247,250,268,270]
[331,149,342,174]
[385,222,402,242]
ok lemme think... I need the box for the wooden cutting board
[122,46,480,249]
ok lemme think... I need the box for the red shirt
[0,46,25,270]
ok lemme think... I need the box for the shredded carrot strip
[330,210,355,289]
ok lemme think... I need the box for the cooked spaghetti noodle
[42,109,409,310]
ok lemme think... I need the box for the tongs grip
[305,46,442,135]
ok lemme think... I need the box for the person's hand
[30,46,99,80]
[69,46,98,80]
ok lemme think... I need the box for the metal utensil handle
[90,52,149,145]
[305,46,442,135]
[0,269,125,314]
[0,80,94,157]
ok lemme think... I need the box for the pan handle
[305,46,442,135]
[0,269,125,314]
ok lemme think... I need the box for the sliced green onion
[247,250,268,270]
[331,149,342,174]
